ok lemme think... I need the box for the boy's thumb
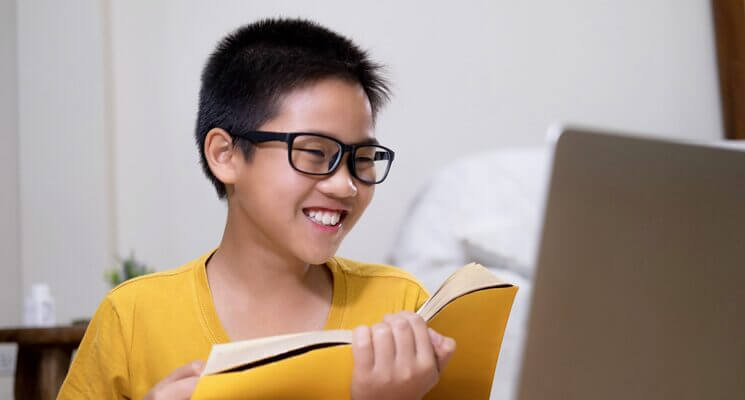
[428,328,456,373]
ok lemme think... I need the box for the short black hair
[195,18,391,198]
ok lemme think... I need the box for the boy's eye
[292,142,338,173]
[355,156,375,169]
[296,148,326,159]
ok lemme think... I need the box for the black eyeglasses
[229,130,395,184]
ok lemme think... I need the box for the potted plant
[105,252,154,288]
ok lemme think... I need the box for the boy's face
[228,78,377,264]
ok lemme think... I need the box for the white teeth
[307,210,342,226]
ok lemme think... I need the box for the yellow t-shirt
[58,250,429,399]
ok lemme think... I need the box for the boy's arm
[57,297,131,399]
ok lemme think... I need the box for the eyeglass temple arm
[234,131,289,143]
[374,151,394,161]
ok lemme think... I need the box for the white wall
[110,0,722,270]
[17,0,112,325]
[1,0,20,326]
[0,0,20,395]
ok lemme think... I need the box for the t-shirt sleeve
[58,296,131,399]
[414,283,430,312]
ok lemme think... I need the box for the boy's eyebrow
[353,137,380,146]
[306,130,380,146]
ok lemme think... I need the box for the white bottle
[23,283,56,327]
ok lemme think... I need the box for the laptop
[517,126,745,399]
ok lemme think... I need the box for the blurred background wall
[0,0,723,396]
[1,0,20,394]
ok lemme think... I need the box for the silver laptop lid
[518,127,745,400]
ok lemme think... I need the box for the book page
[203,329,354,375]
[417,263,510,321]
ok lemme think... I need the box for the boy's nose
[317,162,358,198]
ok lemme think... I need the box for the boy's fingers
[389,314,416,361]
[427,327,443,347]
[404,313,436,366]
[431,330,456,372]
[371,322,395,370]
[352,325,374,371]
[158,361,204,386]
[156,376,200,400]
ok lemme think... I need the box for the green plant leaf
[106,251,153,288]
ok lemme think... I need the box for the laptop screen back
[518,128,745,400]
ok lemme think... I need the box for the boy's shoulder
[328,257,430,322]
[329,256,427,291]
[104,256,201,308]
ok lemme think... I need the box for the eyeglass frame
[227,130,395,184]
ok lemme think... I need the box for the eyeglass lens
[290,135,391,183]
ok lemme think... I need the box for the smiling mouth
[302,208,348,227]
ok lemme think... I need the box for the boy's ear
[204,128,240,186]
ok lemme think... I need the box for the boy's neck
[210,232,311,297]
[206,205,327,300]
[206,211,335,340]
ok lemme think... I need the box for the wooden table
[0,325,87,400]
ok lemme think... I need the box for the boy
[58,18,455,399]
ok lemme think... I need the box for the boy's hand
[144,361,204,400]
[351,311,456,400]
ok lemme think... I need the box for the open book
[192,263,517,400]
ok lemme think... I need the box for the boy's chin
[299,246,340,266]
[302,254,335,266]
